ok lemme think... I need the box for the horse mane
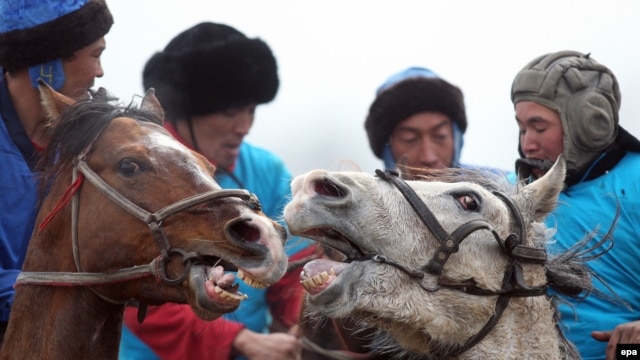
[36,89,163,199]
[407,166,512,193]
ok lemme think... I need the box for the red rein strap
[39,172,85,230]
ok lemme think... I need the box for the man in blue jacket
[511,50,640,360]
[0,0,113,344]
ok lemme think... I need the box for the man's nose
[233,110,254,135]
[521,132,538,155]
[418,141,444,169]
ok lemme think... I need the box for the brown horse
[0,83,288,359]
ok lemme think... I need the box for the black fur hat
[364,68,467,159]
[143,22,279,121]
[0,0,113,71]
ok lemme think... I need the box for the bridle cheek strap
[424,220,494,276]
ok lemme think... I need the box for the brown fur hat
[142,22,279,121]
[365,67,467,159]
[0,0,113,70]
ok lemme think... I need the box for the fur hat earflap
[365,67,467,159]
[0,0,113,70]
[143,22,279,121]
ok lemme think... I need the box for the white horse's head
[285,157,578,358]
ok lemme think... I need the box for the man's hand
[593,320,640,360]
[233,328,302,360]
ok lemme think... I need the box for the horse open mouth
[301,258,350,295]
[299,227,363,295]
[189,264,260,319]
[300,227,366,261]
[186,218,279,319]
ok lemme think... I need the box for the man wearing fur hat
[119,22,315,360]
[0,0,113,343]
[365,67,475,176]
[512,50,640,359]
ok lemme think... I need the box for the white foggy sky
[96,0,640,176]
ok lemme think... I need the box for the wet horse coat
[285,158,596,359]
[0,84,287,359]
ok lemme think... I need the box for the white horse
[284,157,595,359]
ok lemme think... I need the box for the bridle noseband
[16,157,261,302]
[371,169,547,358]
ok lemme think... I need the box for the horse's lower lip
[301,259,349,295]
[188,264,241,319]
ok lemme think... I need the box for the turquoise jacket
[547,152,640,359]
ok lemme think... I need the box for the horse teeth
[238,270,267,289]
[303,278,316,289]
[312,274,325,286]
[214,285,248,301]
[320,271,330,281]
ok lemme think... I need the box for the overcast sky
[97,0,640,176]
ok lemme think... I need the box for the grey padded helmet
[511,50,620,177]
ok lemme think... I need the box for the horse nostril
[314,179,345,198]
[228,220,260,243]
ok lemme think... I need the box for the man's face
[389,111,454,171]
[60,37,106,99]
[515,101,564,178]
[187,105,256,169]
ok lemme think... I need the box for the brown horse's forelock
[37,96,163,199]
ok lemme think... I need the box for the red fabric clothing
[124,304,243,360]
[123,244,319,359]
[266,244,318,328]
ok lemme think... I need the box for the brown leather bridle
[16,156,261,303]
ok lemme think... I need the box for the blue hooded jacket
[0,70,40,323]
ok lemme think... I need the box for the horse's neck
[1,203,124,359]
[1,285,124,359]
[457,297,562,360]
[388,296,563,359]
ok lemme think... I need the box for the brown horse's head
[25,82,288,320]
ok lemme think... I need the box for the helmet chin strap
[515,158,554,182]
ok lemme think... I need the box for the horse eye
[457,195,478,211]
[118,158,143,177]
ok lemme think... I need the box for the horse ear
[38,79,75,129]
[140,88,165,125]
[515,155,566,222]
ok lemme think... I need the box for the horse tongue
[302,259,349,279]
[209,266,236,288]
[189,265,246,312]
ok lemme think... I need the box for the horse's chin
[301,259,364,318]
[187,264,245,320]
